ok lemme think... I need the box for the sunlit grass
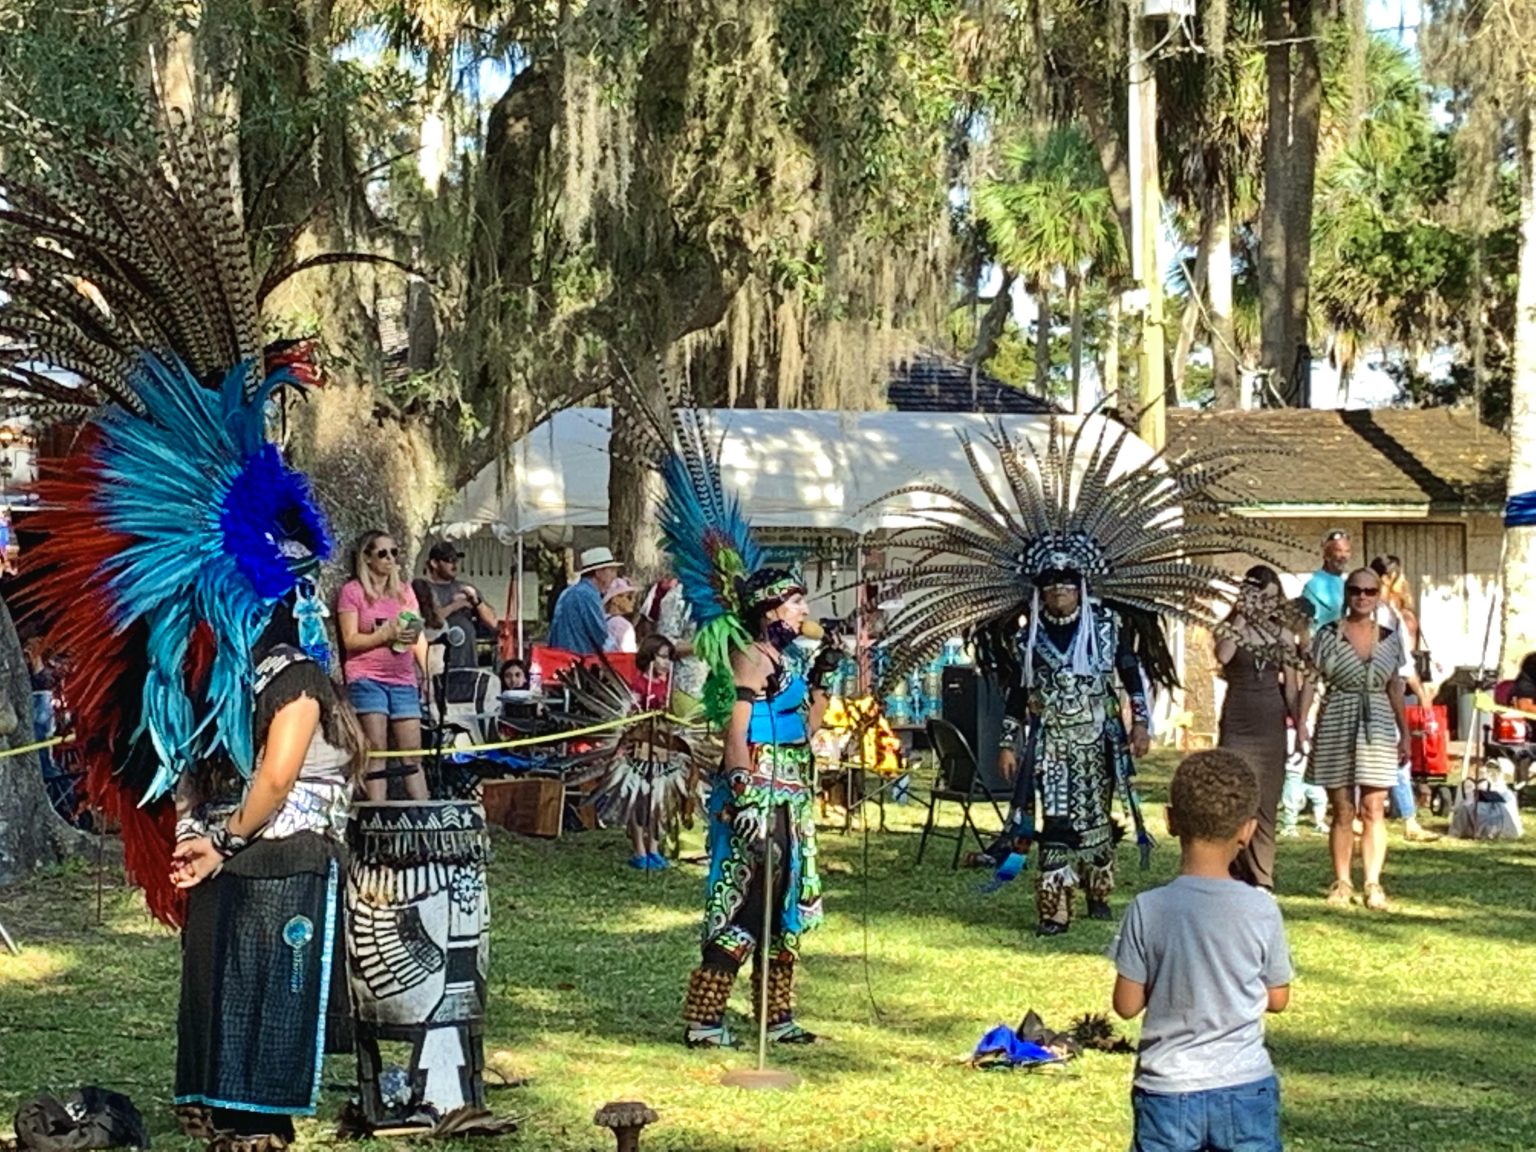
[3,751,1535,1150]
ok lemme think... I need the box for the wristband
[210,823,253,859]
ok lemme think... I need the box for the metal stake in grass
[721,739,801,1091]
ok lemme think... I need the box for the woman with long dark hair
[170,601,368,1150]
[1299,567,1411,910]
[1216,565,1301,890]
[682,570,830,1048]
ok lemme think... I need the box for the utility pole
[1127,0,1176,451]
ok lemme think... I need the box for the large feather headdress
[0,113,349,923]
[616,367,803,727]
[873,413,1298,687]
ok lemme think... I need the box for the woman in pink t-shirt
[337,530,428,800]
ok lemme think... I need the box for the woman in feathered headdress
[622,388,837,1048]
[875,415,1298,937]
[1,114,375,1148]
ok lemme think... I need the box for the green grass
[4,751,1536,1151]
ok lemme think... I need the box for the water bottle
[528,655,543,696]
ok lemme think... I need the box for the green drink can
[392,610,421,653]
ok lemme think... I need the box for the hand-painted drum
[346,800,490,1125]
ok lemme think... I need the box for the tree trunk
[608,384,664,588]
[1172,221,1213,396]
[1034,280,1053,397]
[970,272,1018,367]
[1283,0,1322,408]
[1502,108,1536,676]
[1208,176,1240,409]
[1078,81,1135,265]
[0,597,91,888]
[1258,0,1293,401]
[1103,293,1121,407]
[1070,276,1086,412]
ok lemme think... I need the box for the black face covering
[765,620,800,652]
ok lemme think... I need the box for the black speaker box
[940,666,1009,794]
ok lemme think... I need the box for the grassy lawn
[4,750,1535,1151]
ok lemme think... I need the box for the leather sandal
[1325,880,1355,907]
[1363,882,1389,911]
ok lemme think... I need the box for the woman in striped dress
[1298,568,1411,910]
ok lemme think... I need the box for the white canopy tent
[435,407,1159,541]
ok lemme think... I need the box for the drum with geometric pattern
[346,800,490,1125]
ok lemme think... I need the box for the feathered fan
[0,112,353,924]
[872,412,1302,688]
[558,662,714,830]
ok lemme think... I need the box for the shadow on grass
[1276,1011,1534,1152]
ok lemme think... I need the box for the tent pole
[855,538,866,697]
[516,533,526,659]
[1479,532,1506,680]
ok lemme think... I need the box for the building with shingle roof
[1167,407,1509,741]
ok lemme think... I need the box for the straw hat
[578,546,622,575]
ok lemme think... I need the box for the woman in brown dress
[1217,565,1301,890]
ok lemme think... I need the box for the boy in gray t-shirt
[1109,749,1293,1152]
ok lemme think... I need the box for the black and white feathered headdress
[873,414,1298,688]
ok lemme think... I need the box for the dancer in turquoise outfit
[615,382,834,1048]
[692,569,830,1047]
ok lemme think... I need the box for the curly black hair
[1169,749,1260,842]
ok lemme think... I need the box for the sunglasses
[1325,531,1351,543]
[371,547,400,559]
[1345,585,1378,597]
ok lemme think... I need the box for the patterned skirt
[1309,692,1400,790]
[702,743,823,958]
[1028,716,1123,871]
[176,833,347,1116]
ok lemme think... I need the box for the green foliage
[0,1,175,143]
[1307,34,1521,423]
[975,126,1124,287]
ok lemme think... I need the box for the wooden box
[481,777,564,838]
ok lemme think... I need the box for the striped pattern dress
[1307,621,1405,789]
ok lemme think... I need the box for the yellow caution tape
[0,733,74,760]
[366,709,700,759]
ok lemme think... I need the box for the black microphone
[428,625,467,648]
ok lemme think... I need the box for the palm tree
[1308,35,1443,388]
[1157,5,1266,407]
[976,126,1126,409]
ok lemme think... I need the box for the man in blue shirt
[1301,529,1352,627]
[548,546,623,654]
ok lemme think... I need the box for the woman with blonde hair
[1298,567,1411,909]
[337,530,428,800]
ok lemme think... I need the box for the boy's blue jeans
[1388,763,1416,822]
[1131,1074,1281,1151]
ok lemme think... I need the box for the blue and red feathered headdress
[0,115,341,924]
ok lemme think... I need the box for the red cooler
[1407,703,1449,779]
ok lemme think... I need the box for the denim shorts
[347,678,422,720]
[1132,1075,1281,1152]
